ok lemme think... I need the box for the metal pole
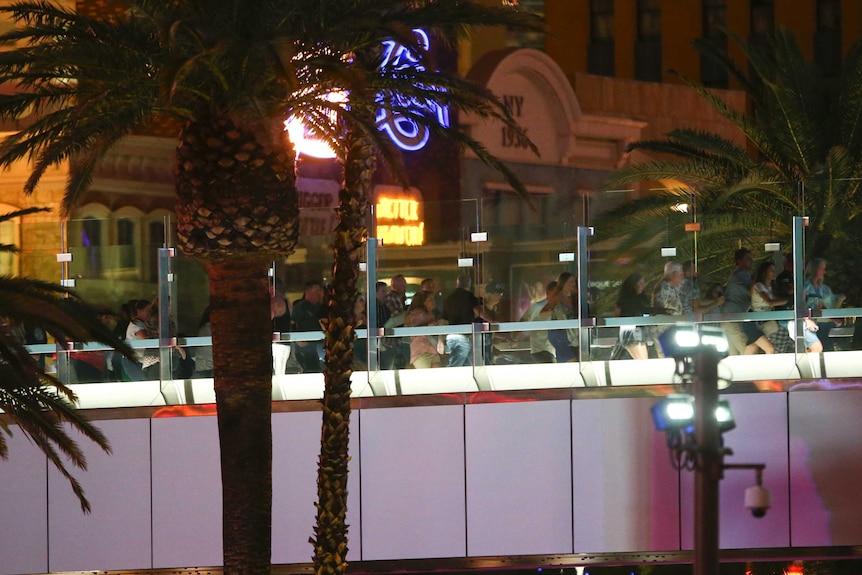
[693,346,721,575]
[576,226,593,363]
[366,238,380,373]
[791,216,807,353]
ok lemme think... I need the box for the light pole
[652,324,768,575]
[692,345,722,575]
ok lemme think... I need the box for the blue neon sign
[376,29,450,152]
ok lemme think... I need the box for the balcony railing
[13,186,862,409]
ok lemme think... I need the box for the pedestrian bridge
[3,321,862,575]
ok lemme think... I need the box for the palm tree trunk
[207,256,273,575]
[312,131,374,575]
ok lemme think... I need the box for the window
[702,0,726,40]
[750,0,774,39]
[635,0,662,82]
[78,217,104,277]
[701,0,728,88]
[590,0,614,43]
[505,0,546,50]
[815,0,841,76]
[817,0,841,31]
[117,218,137,269]
[637,0,661,42]
[147,220,165,283]
[588,0,615,76]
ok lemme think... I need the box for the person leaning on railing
[651,261,685,357]
[803,257,846,352]
[519,280,559,364]
[680,261,725,315]
[122,299,159,380]
[612,272,653,361]
[751,260,793,353]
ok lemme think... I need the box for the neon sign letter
[376,29,450,152]
[286,29,448,157]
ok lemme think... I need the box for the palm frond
[0,207,50,253]
[0,274,135,512]
[606,27,862,297]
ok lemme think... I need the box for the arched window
[68,203,111,278]
[117,218,137,269]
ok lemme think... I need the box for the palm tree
[596,28,862,293]
[306,6,540,574]
[0,1,538,573]
[0,207,134,513]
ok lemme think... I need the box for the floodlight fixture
[715,399,736,432]
[651,394,694,431]
[651,395,736,434]
[659,323,729,360]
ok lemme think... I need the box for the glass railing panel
[273,203,376,396]
[173,250,209,339]
[9,175,862,408]
[16,220,63,282]
[477,195,581,365]
[15,225,65,377]
[66,215,163,313]
[371,198,476,378]
[483,320,585,390]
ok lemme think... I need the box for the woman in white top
[752,260,820,352]
[122,300,158,380]
[125,300,154,340]
[751,261,786,313]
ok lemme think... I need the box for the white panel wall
[2,391,862,575]
[680,393,791,550]
[465,400,573,556]
[359,405,467,560]
[572,397,677,553]
[789,389,862,546]
[151,415,222,568]
[48,418,153,572]
[272,409,362,564]
[0,429,48,575]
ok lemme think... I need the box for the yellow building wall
[545,0,588,83]
[614,0,636,79]
[775,0,816,58]
[529,0,862,87]
[843,0,862,54]
[661,0,701,83]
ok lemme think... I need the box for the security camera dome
[744,485,771,518]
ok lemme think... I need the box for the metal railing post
[576,226,594,363]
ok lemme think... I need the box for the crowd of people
[26,250,860,383]
[609,249,853,359]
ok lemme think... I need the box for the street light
[652,324,767,575]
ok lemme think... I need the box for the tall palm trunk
[207,257,274,575]
[312,129,375,575]
[175,114,299,575]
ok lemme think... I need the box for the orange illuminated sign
[375,195,424,246]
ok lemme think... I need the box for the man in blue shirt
[722,248,754,355]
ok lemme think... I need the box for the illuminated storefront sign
[375,188,424,246]
[286,29,448,157]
